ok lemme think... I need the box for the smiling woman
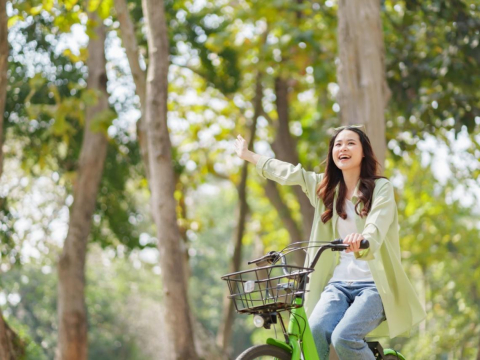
[317,127,384,226]
[233,126,426,359]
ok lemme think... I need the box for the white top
[329,198,374,283]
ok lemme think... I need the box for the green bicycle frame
[266,297,320,360]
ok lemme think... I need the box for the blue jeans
[308,281,386,360]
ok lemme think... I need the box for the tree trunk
[141,0,198,358]
[477,335,480,360]
[56,12,109,360]
[0,1,26,358]
[0,0,7,174]
[263,180,304,265]
[334,2,389,355]
[216,74,262,353]
[272,77,314,240]
[117,2,224,358]
[0,308,13,360]
[336,0,391,169]
[0,308,24,360]
[113,0,150,180]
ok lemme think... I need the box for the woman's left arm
[355,180,396,261]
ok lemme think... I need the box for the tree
[0,0,26,357]
[216,74,262,352]
[113,0,149,179]
[0,0,11,354]
[56,9,110,360]
[269,75,315,242]
[0,0,6,174]
[336,0,391,167]
[141,0,198,358]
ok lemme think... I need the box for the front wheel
[236,344,291,360]
[384,353,405,360]
[383,349,406,360]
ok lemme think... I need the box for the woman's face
[332,130,364,172]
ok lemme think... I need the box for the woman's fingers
[344,233,364,253]
[344,233,353,253]
[352,233,361,252]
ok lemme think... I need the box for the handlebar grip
[359,239,370,249]
[331,238,370,249]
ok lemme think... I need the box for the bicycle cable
[290,311,307,358]
[292,311,307,341]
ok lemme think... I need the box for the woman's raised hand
[234,135,249,160]
[234,135,260,165]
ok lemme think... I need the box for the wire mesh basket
[221,264,313,314]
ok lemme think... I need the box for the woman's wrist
[244,150,260,165]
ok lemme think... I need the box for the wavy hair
[316,127,386,223]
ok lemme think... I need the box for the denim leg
[308,284,350,360]
[331,285,385,360]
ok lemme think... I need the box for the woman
[234,126,426,360]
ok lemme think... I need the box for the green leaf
[29,5,43,16]
[81,89,99,106]
[64,0,79,11]
[42,0,54,12]
[52,113,68,136]
[89,109,116,134]
[98,0,113,19]
[53,12,81,32]
[63,48,88,63]
[28,73,47,90]
[7,15,24,28]
[87,0,102,12]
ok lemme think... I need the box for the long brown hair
[316,127,386,223]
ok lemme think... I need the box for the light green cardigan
[256,156,426,338]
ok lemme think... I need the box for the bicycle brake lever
[331,244,349,252]
[247,251,278,266]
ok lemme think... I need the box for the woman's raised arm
[234,135,322,207]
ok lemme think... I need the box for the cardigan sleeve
[256,155,323,207]
[355,180,396,261]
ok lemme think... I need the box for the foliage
[383,0,480,149]
[381,142,480,358]
[0,246,165,359]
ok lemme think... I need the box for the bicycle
[221,239,406,360]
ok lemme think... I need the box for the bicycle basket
[221,264,313,314]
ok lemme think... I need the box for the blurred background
[0,0,479,359]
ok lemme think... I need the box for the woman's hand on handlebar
[343,233,366,253]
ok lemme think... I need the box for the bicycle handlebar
[248,238,370,275]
